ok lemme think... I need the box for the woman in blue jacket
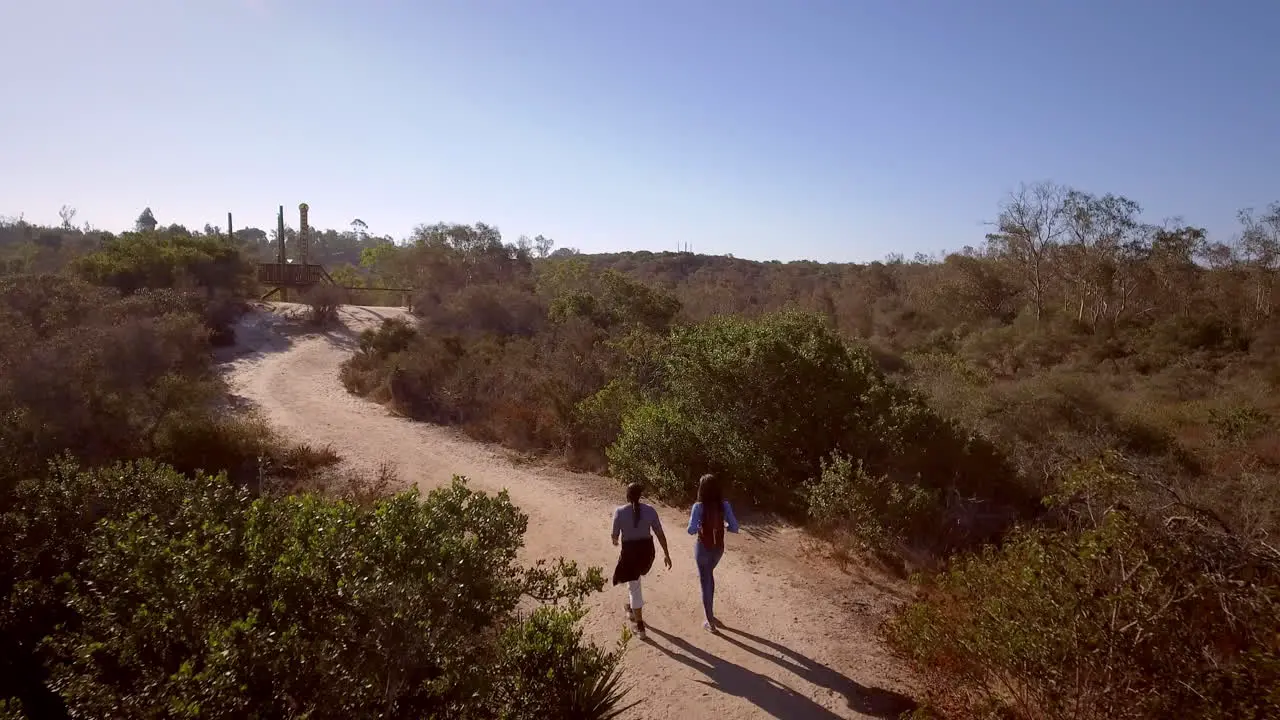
[686,473,739,633]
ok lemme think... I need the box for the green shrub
[114,286,247,345]
[607,400,734,501]
[493,607,637,719]
[419,283,547,337]
[340,259,683,465]
[886,511,1280,719]
[302,283,346,326]
[805,453,941,552]
[358,316,418,358]
[345,310,637,458]
[152,413,341,489]
[607,311,1022,541]
[0,297,222,478]
[72,230,252,295]
[1210,404,1272,446]
[9,462,623,719]
[0,276,325,493]
[339,318,419,398]
[545,268,681,333]
[571,378,642,461]
[0,699,26,720]
[0,459,205,715]
[608,311,881,508]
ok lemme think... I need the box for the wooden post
[227,212,233,240]
[277,205,286,265]
[298,203,310,267]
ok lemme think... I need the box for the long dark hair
[626,482,643,527]
[697,474,722,506]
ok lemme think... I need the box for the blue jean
[694,542,725,621]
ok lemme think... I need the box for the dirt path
[223,304,920,719]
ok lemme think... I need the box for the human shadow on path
[645,626,846,719]
[714,622,919,719]
[320,305,401,353]
[320,326,359,352]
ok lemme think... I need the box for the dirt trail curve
[222,303,919,720]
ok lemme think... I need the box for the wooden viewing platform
[251,204,412,305]
[256,261,413,305]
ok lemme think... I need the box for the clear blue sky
[2,0,1277,262]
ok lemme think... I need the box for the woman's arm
[610,508,621,545]
[653,526,672,567]
[723,501,740,533]
[654,525,671,554]
[650,507,671,560]
[686,502,703,535]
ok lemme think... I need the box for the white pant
[627,579,644,610]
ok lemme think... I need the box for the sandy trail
[222,304,919,719]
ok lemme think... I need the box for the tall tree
[985,181,1068,323]
[1060,190,1143,326]
[534,234,555,259]
[1238,202,1280,321]
[58,205,77,231]
[1148,223,1205,318]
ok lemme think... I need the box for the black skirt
[612,537,656,586]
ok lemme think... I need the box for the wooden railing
[256,263,331,286]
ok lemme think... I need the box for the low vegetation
[339,189,1280,718]
[4,187,1278,717]
[0,220,630,719]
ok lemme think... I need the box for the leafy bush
[0,269,342,716]
[0,699,25,720]
[0,283,219,477]
[570,378,642,465]
[359,316,418,358]
[153,412,341,488]
[1210,404,1272,445]
[341,274,676,465]
[302,282,347,326]
[889,520,1280,718]
[419,282,547,337]
[605,311,1023,546]
[72,230,252,296]
[805,452,941,552]
[886,473,1280,720]
[607,311,885,508]
[5,462,625,719]
[607,399,723,501]
[544,266,681,333]
[0,459,212,716]
[493,607,637,719]
[0,276,289,490]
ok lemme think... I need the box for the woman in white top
[610,482,672,638]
